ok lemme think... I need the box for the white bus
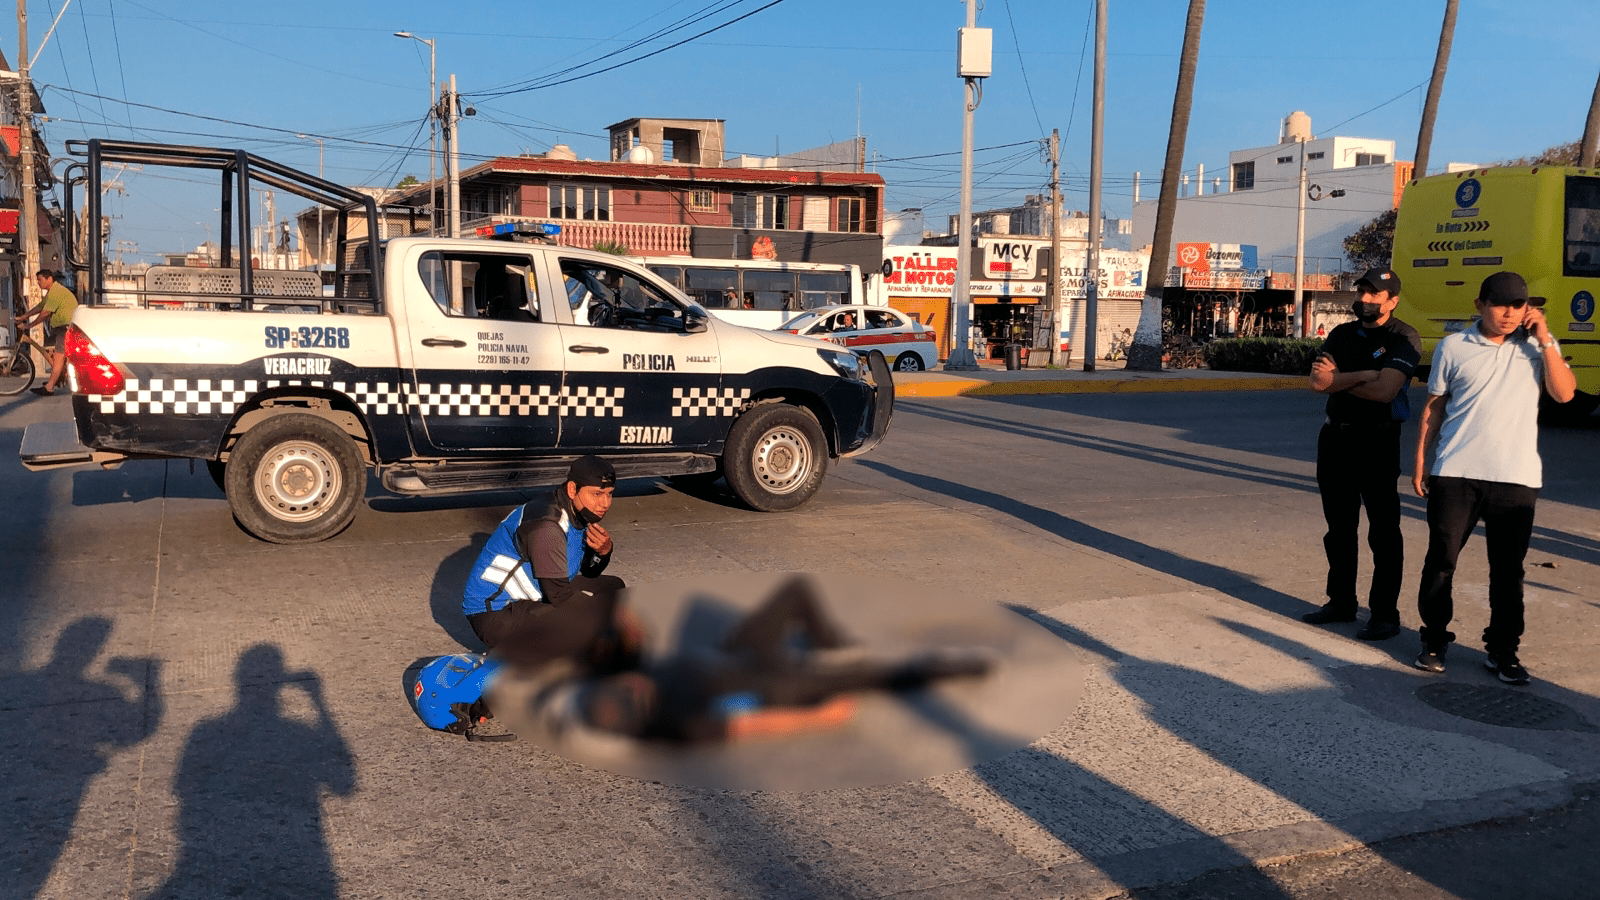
[633,256,878,330]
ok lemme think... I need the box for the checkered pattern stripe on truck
[92,378,627,417]
[672,386,750,417]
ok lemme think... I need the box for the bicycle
[0,324,49,396]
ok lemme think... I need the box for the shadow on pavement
[859,459,1316,621]
[1,618,161,900]
[150,644,353,899]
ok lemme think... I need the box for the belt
[1324,418,1401,430]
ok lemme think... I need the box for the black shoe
[1484,652,1530,686]
[29,386,53,396]
[1301,605,1357,625]
[1414,645,1447,673]
[1356,620,1401,641]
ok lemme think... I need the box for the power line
[1001,0,1044,138]
[470,0,788,99]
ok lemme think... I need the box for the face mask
[574,503,602,527]
[1352,301,1383,323]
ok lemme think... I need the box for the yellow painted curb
[894,378,986,398]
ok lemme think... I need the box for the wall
[1132,162,1404,269]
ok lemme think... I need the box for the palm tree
[1583,68,1600,168]
[1412,0,1459,180]
[1129,0,1205,371]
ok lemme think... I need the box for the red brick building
[392,117,886,272]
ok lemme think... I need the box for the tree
[592,241,630,256]
[1412,0,1458,179]
[1130,0,1206,372]
[396,174,420,188]
[1499,142,1581,166]
[1343,208,1397,271]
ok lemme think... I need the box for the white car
[778,305,939,372]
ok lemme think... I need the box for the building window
[732,192,787,229]
[1307,151,1325,160]
[1355,152,1387,166]
[462,185,516,220]
[836,197,864,232]
[548,182,611,221]
[688,189,716,212]
[1276,155,1293,164]
[1232,161,1255,191]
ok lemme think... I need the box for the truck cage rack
[63,139,387,313]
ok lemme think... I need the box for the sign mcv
[984,241,1036,279]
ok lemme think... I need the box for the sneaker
[1484,652,1531,686]
[1414,645,1447,673]
[1355,620,1401,641]
[1301,604,1357,625]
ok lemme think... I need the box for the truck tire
[224,413,364,543]
[723,404,828,512]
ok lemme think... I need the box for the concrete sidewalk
[895,359,1304,397]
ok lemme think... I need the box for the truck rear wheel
[723,404,827,512]
[224,413,364,543]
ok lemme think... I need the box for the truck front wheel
[723,404,828,512]
[224,413,364,543]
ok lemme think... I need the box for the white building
[1131,112,1413,275]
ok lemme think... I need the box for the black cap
[1478,271,1530,305]
[1355,267,1401,297]
[567,455,616,490]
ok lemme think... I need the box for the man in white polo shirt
[1411,272,1576,684]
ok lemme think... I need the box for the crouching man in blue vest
[462,456,641,671]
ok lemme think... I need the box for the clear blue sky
[18,0,1599,259]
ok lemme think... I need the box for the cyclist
[16,270,78,396]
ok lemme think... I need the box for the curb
[896,374,1304,398]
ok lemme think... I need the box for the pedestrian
[1411,271,1576,684]
[15,269,79,395]
[1301,267,1421,640]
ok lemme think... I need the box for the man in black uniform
[1301,267,1422,640]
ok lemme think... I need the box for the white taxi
[778,305,939,372]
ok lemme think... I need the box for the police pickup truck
[20,140,892,543]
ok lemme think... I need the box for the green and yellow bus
[1392,165,1600,415]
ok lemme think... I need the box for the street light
[295,133,325,270]
[395,31,437,232]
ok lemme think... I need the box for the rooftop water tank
[1282,111,1312,143]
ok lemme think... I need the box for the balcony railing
[461,215,691,255]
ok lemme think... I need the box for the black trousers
[1316,422,1404,622]
[468,575,630,670]
[1417,476,1538,654]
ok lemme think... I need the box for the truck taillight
[65,326,125,395]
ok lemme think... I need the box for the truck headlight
[818,348,865,381]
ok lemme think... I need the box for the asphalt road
[3,386,1597,899]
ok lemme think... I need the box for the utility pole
[444,75,461,238]
[1048,129,1063,367]
[17,0,41,333]
[1085,0,1106,372]
[945,0,989,371]
[1293,136,1308,339]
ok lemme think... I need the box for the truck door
[396,247,565,453]
[551,255,726,451]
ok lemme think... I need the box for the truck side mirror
[685,310,708,333]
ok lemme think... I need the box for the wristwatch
[1539,338,1559,351]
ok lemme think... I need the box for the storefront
[882,240,1149,363]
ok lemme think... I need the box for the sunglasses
[1486,299,1528,309]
